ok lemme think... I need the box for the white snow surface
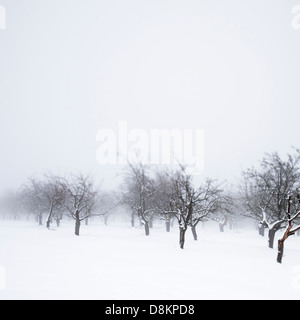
[0,220,300,300]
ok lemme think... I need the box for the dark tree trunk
[144,220,150,236]
[191,225,198,240]
[268,228,276,248]
[75,219,80,236]
[46,205,54,230]
[56,219,60,227]
[179,228,187,249]
[277,239,284,263]
[166,221,171,232]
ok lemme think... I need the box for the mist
[1,0,300,192]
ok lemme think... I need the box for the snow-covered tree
[152,170,176,232]
[43,175,66,229]
[162,166,225,248]
[277,194,300,263]
[96,191,119,226]
[121,163,157,236]
[241,150,300,248]
[61,174,98,236]
[210,192,236,232]
[21,177,48,225]
[20,175,66,229]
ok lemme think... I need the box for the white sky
[0,0,300,192]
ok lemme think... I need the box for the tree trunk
[149,217,153,229]
[131,212,135,227]
[104,215,108,226]
[144,220,150,236]
[191,225,198,240]
[46,205,54,229]
[179,228,187,249]
[268,228,276,248]
[38,214,43,226]
[219,223,225,233]
[75,219,80,236]
[56,219,60,227]
[85,217,89,225]
[166,221,171,232]
[258,225,265,237]
[277,239,284,263]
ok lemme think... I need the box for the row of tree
[121,163,234,249]
[1,149,300,262]
[0,174,116,236]
[0,166,235,247]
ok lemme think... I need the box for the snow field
[0,220,300,300]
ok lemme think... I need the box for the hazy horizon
[1,0,300,193]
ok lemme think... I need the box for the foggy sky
[1,0,300,192]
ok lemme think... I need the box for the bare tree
[122,163,157,236]
[96,191,119,226]
[62,174,98,236]
[153,170,175,232]
[210,192,235,232]
[20,175,66,229]
[277,194,300,263]
[163,166,224,248]
[189,179,224,239]
[21,177,47,225]
[241,150,300,248]
[43,175,66,229]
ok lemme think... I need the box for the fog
[1,0,300,192]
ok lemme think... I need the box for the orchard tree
[210,192,235,233]
[96,191,119,226]
[153,170,176,232]
[21,177,47,225]
[43,175,66,229]
[20,175,66,229]
[277,194,300,263]
[189,179,225,239]
[241,150,300,248]
[62,174,98,236]
[122,163,157,236]
[164,165,225,249]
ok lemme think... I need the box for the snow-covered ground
[0,220,300,300]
